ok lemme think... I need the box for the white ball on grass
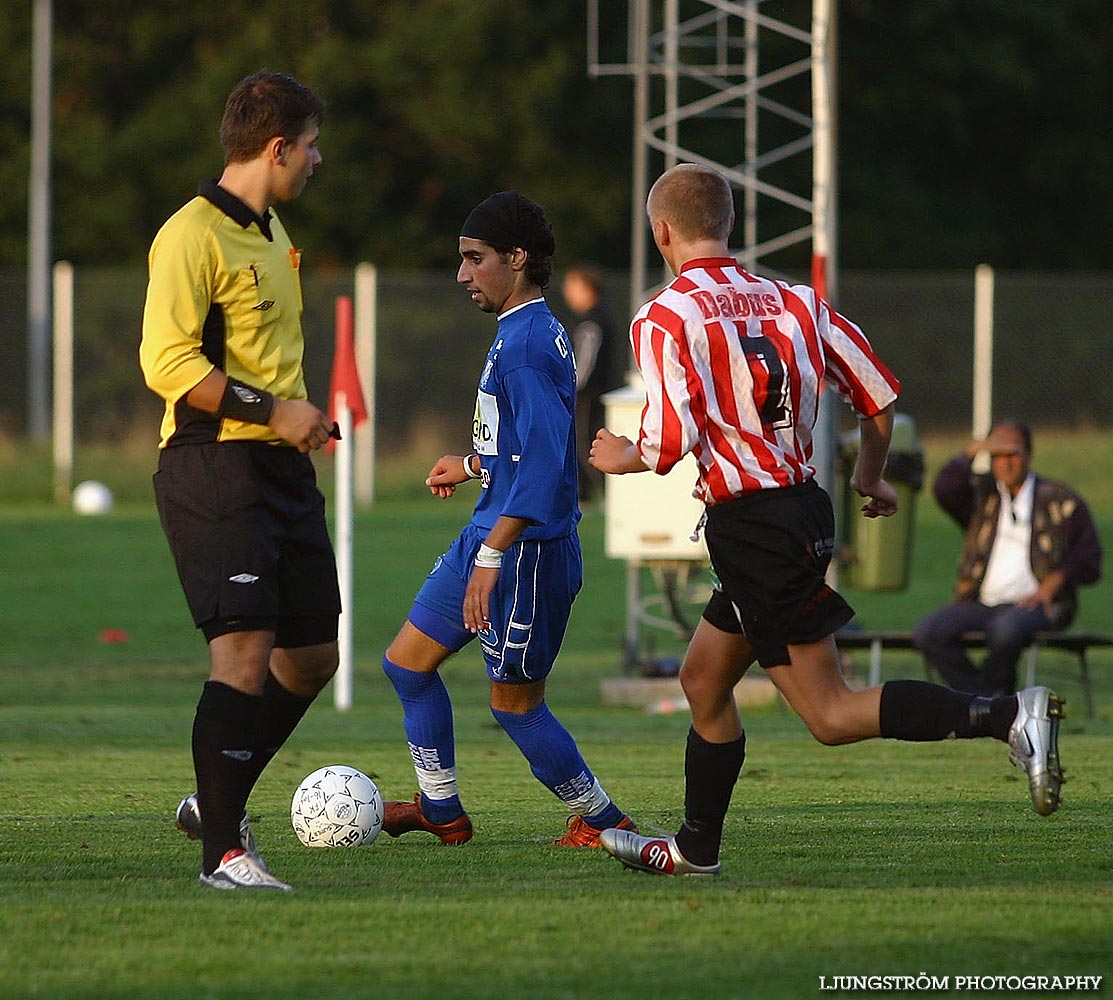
[291,765,384,848]
[72,480,114,515]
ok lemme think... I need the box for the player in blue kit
[378,191,636,847]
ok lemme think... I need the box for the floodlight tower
[588,0,837,315]
[587,1,841,668]
[589,0,838,489]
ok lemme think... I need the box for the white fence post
[354,263,377,508]
[973,264,995,456]
[52,260,73,504]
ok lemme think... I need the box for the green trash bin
[837,413,924,591]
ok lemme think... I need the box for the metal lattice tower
[588,0,838,495]
[588,0,842,612]
[587,0,837,318]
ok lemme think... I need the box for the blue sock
[491,702,624,828]
[381,656,463,823]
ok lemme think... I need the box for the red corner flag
[328,295,368,449]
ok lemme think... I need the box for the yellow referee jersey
[140,180,309,448]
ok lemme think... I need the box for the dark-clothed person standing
[561,264,623,501]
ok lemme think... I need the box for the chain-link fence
[1,266,1109,450]
[840,270,1111,432]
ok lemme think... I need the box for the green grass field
[1,434,1111,999]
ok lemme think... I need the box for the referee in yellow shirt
[140,71,339,891]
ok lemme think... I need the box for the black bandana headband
[460,190,555,256]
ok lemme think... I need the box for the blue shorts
[409,524,583,683]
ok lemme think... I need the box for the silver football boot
[600,827,721,877]
[1007,687,1065,816]
[176,793,266,867]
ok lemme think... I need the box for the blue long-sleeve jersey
[469,298,581,540]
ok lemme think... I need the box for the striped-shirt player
[631,259,899,503]
[591,163,1066,880]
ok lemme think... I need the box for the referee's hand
[269,398,334,453]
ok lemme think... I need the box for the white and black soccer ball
[290,765,384,848]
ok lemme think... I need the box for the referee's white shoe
[600,828,720,877]
[1008,686,1065,816]
[199,849,292,892]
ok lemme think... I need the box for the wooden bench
[834,629,1113,718]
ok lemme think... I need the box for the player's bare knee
[803,712,856,746]
[384,635,424,669]
[807,722,842,746]
[274,641,338,695]
[306,653,339,693]
[314,645,340,682]
[385,620,453,673]
[680,668,732,715]
[490,679,545,715]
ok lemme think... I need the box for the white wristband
[463,453,482,480]
[475,544,504,568]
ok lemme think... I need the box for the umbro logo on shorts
[252,299,275,311]
[228,573,259,584]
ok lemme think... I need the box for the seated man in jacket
[914,421,1102,695]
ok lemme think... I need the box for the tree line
[2,0,1110,273]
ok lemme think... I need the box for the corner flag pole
[334,389,355,711]
[329,295,368,711]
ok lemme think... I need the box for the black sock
[193,681,261,874]
[674,728,745,867]
[879,680,1012,741]
[242,671,315,795]
[989,695,1020,743]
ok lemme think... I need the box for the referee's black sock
[674,727,745,867]
[879,680,1018,742]
[193,680,261,874]
[242,670,315,794]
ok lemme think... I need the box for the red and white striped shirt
[632,257,900,505]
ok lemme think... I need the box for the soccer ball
[290,765,383,848]
[72,480,114,515]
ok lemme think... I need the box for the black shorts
[701,480,853,669]
[153,441,340,646]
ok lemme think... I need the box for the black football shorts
[153,441,340,646]
[700,480,853,669]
